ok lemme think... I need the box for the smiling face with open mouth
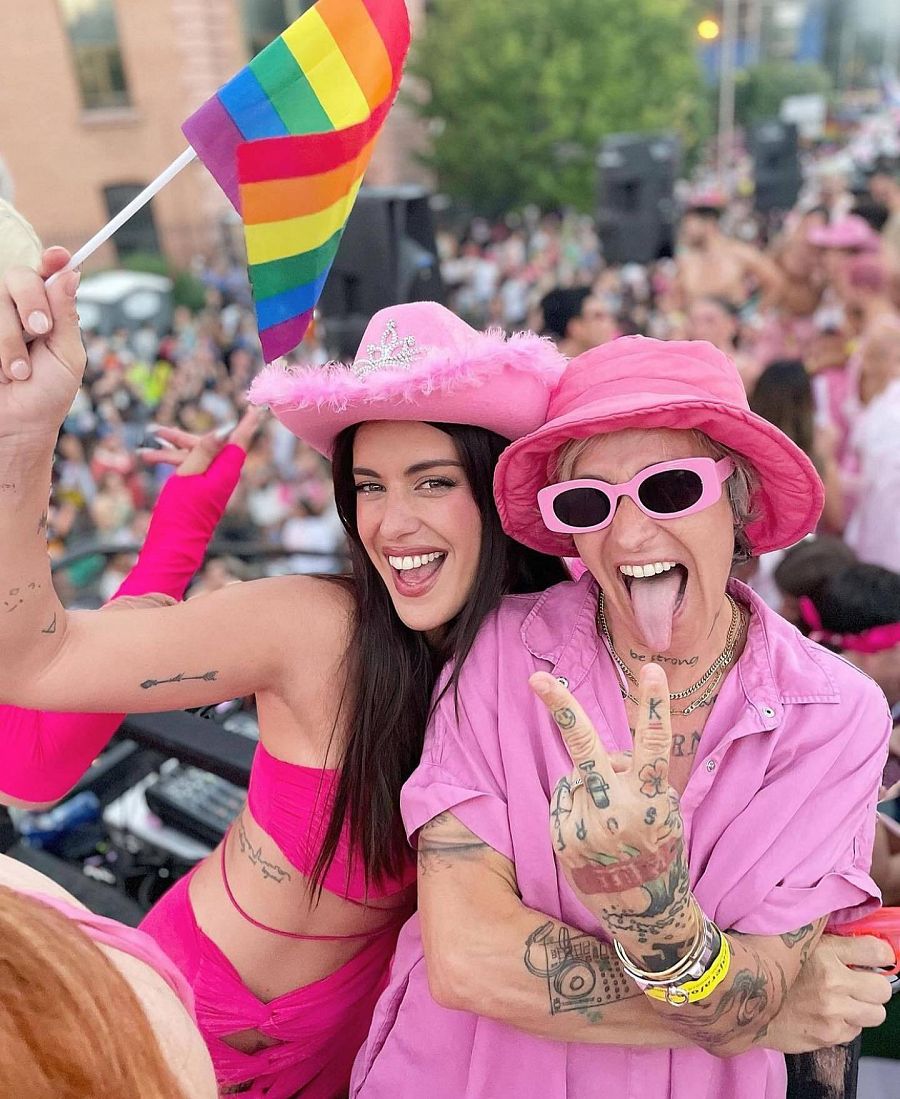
[352,421,483,634]
[567,428,736,660]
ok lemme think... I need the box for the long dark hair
[311,421,567,890]
[749,359,815,459]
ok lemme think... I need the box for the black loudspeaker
[318,186,445,359]
[750,120,801,213]
[596,133,680,265]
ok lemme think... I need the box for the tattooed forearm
[236,817,291,884]
[524,921,641,1019]
[140,670,219,690]
[780,923,815,949]
[417,812,489,875]
[779,920,821,968]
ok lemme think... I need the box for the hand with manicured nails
[530,663,689,926]
[138,407,266,477]
[0,249,86,438]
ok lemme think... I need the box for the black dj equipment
[144,765,246,848]
[318,185,445,359]
[750,119,801,213]
[596,133,680,264]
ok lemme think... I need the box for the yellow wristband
[645,931,731,1005]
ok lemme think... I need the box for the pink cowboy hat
[494,335,824,558]
[248,302,565,456]
[807,214,881,252]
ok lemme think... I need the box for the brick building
[0,0,429,268]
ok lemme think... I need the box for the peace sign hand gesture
[532,663,689,928]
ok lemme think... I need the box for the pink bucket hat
[807,214,881,252]
[248,302,565,456]
[494,335,824,558]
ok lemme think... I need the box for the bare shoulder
[105,948,217,1096]
[0,853,87,909]
[183,573,355,649]
[265,573,356,655]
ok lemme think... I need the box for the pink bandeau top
[19,889,197,1016]
[246,741,417,905]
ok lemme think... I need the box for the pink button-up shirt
[352,575,889,1099]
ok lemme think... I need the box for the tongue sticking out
[628,570,683,654]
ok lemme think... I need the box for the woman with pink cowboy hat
[0,248,566,1097]
[351,336,894,1099]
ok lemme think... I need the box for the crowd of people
[47,268,344,607]
[0,108,900,1098]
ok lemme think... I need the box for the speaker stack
[596,133,680,265]
[318,185,445,360]
[750,120,801,213]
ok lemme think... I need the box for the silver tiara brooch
[352,319,423,378]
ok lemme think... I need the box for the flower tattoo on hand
[638,759,667,799]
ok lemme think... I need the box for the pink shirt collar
[520,571,840,716]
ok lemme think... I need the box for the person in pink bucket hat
[808,214,882,254]
[351,335,894,1099]
[0,260,569,1099]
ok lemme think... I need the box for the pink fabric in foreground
[352,575,887,1099]
[0,446,245,803]
[247,741,416,903]
[141,866,398,1098]
[18,888,197,1017]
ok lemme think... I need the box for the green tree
[410,0,707,214]
[734,61,832,127]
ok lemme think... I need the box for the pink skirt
[139,869,397,1098]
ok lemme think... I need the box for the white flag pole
[47,147,198,286]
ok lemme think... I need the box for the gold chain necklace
[596,590,745,717]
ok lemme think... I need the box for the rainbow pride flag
[183,0,410,362]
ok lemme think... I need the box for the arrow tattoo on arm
[140,670,219,690]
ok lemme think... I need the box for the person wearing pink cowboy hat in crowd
[351,336,895,1099]
[0,248,567,1097]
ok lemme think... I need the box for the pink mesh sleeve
[0,445,246,803]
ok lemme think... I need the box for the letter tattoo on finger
[648,697,663,722]
[644,807,657,825]
[576,819,587,841]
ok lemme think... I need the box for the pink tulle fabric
[0,445,245,803]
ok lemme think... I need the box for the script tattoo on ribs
[237,818,291,884]
[524,921,638,1018]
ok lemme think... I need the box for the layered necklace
[596,590,746,717]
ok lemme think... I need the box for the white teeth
[619,561,677,578]
[388,552,445,571]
